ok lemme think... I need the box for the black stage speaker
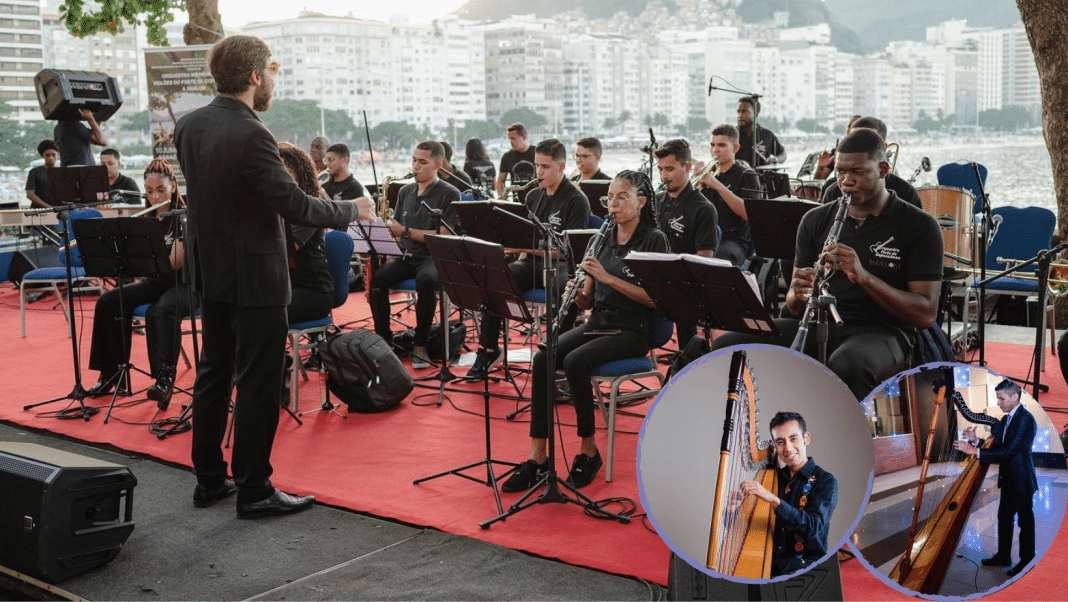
[0,443,136,583]
[34,69,123,122]
[667,552,843,601]
[7,245,63,286]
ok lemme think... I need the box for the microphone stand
[480,208,628,529]
[414,200,457,407]
[972,162,992,367]
[708,77,762,168]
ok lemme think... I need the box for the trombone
[886,142,900,175]
[996,257,1068,296]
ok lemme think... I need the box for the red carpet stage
[2,285,1066,598]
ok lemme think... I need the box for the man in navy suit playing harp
[954,379,1039,577]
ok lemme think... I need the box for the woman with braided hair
[86,158,198,410]
[501,170,669,492]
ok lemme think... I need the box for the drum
[793,180,824,202]
[916,185,976,269]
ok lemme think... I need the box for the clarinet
[790,195,850,352]
[554,213,614,334]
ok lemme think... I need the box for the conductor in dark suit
[175,35,371,518]
[954,379,1039,577]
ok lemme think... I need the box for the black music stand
[746,197,821,314]
[347,219,403,331]
[71,217,174,422]
[578,180,611,219]
[22,166,110,420]
[624,253,781,339]
[759,169,792,199]
[415,234,532,515]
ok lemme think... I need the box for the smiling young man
[954,379,1038,577]
[712,128,943,401]
[740,411,838,578]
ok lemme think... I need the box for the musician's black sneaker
[565,451,602,489]
[465,347,502,380]
[501,458,548,493]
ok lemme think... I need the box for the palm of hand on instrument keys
[822,243,869,285]
[580,256,610,283]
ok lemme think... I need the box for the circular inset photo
[638,344,874,583]
[849,363,1068,600]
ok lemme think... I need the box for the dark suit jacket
[979,404,1039,498]
[174,96,357,307]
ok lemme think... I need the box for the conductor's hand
[580,256,609,283]
[352,196,375,222]
[823,243,869,286]
[740,480,779,506]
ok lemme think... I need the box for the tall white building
[852,56,893,127]
[481,16,564,134]
[562,32,643,137]
[438,16,487,128]
[976,23,1040,120]
[0,0,44,123]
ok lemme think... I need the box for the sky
[215,0,470,28]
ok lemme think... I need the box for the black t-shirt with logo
[592,221,670,338]
[395,178,460,259]
[523,178,590,267]
[701,162,760,248]
[322,174,365,201]
[500,146,537,191]
[656,182,719,255]
[794,191,943,336]
[737,123,785,169]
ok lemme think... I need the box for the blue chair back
[323,230,354,309]
[986,206,1055,274]
[67,208,103,267]
[936,162,988,214]
[588,213,603,229]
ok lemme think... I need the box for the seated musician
[277,143,335,324]
[369,140,460,369]
[462,138,496,195]
[694,124,761,267]
[736,96,786,168]
[654,139,718,347]
[438,141,476,194]
[712,129,943,401]
[502,170,669,492]
[25,140,59,208]
[574,137,611,181]
[819,117,922,209]
[953,379,1038,577]
[740,411,838,578]
[321,143,366,201]
[466,138,590,380]
[101,148,140,197]
[86,159,196,410]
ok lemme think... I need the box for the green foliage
[0,102,55,167]
[685,116,710,136]
[456,120,500,144]
[259,100,359,145]
[120,109,151,134]
[59,0,184,47]
[499,107,547,130]
[795,118,829,134]
[371,121,423,151]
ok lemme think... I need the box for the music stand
[577,180,611,219]
[71,217,172,422]
[745,198,820,262]
[623,253,781,338]
[416,234,532,515]
[759,169,792,199]
[22,166,110,420]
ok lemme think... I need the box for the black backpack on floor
[317,328,413,413]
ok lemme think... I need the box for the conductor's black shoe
[237,489,315,519]
[86,376,131,398]
[193,479,237,508]
[565,451,602,489]
[501,459,549,493]
[1007,561,1030,577]
[981,555,1012,566]
[147,371,175,411]
[465,347,502,380]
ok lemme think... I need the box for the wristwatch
[402,226,411,239]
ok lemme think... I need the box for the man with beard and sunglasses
[175,34,372,519]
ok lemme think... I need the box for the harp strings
[716,363,760,575]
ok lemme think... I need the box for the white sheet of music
[348,218,402,256]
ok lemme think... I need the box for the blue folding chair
[937,161,988,215]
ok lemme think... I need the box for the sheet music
[626,251,762,303]
[348,218,402,256]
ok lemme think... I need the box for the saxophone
[380,172,414,222]
[502,177,539,200]
[553,213,614,334]
[790,195,850,352]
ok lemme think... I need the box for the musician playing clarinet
[712,129,943,401]
[953,379,1038,578]
[740,412,838,578]
[501,170,668,493]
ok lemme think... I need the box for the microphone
[109,189,144,202]
[159,207,187,218]
[987,214,1003,247]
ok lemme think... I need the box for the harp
[889,379,999,594]
[706,350,778,578]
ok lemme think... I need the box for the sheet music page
[348,218,402,255]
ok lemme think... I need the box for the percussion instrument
[917,186,976,270]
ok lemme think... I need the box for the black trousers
[370,256,437,345]
[997,486,1036,563]
[529,309,651,439]
[714,237,749,267]
[89,279,197,377]
[478,259,568,350]
[190,298,288,503]
[712,319,912,401]
[288,287,332,324]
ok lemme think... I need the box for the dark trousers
[478,259,567,350]
[288,287,332,324]
[998,487,1036,563]
[370,256,437,345]
[529,310,651,439]
[190,298,288,503]
[714,237,749,267]
[89,279,197,377]
[712,319,912,401]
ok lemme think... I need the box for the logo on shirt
[548,210,562,228]
[668,215,685,235]
[622,264,636,280]
[870,237,901,261]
